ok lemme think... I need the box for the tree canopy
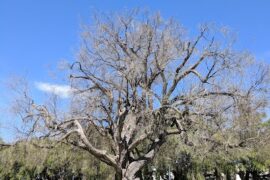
[4,10,270,179]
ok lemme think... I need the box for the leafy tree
[0,140,115,179]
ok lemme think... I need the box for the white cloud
[35,82,72,98]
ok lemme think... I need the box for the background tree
[0,139,114,179]
[12,10,270,179]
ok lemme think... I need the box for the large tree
[13,10,269,179]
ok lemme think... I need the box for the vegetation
[0,140,114,179]
[1,9,269,179]
[1,127,270,179]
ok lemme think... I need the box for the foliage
[0,140,114,179]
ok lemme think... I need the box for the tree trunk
[115,171,139,180]
[113,155,150,180]
[114,162,146,180]
[115,172,122,180]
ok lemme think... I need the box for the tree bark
[115,172,122,180]
[115,170,139,180]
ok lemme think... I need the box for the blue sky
[1,0,270,142]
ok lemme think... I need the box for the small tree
[13,10,269,179]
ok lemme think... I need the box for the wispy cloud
[35,82,72,98]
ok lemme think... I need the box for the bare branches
[73,120,118,168]
[11,10,270,179]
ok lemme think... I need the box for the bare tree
[13,10,269,179]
